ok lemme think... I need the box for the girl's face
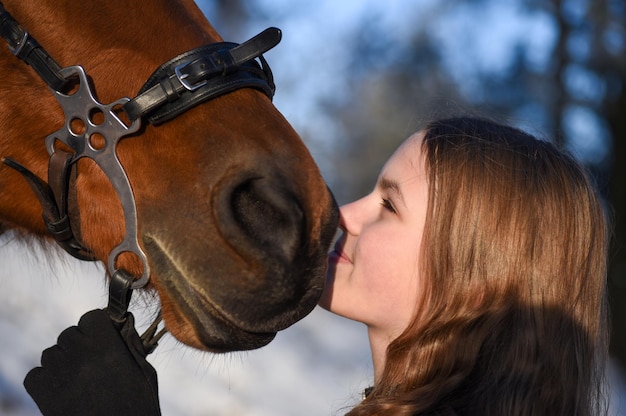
[320,132,428,340]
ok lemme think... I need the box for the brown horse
[0,0,338,351]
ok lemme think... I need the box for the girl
[321,117,610,415]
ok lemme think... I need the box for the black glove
[23,309,162,416]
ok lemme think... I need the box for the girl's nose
[338,195,371,236]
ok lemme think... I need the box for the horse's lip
[160,270,277,351]
[144,235,276,351]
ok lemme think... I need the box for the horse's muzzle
[143,169,337,352]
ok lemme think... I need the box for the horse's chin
[156,282,277,352]
[143,235,315,352]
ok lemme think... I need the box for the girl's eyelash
[381,198,396,213]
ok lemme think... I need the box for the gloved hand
[23,309,162,416]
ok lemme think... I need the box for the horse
[0,0,339,352]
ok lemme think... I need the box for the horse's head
[0,0,338,351]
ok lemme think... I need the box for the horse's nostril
[230,177,304,261]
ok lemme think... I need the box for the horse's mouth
[157,269,278,352]
[143,235,295,352]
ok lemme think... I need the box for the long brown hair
[348,117,609,415]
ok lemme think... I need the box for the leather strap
[46,151,94,260]
[2,153,95,260]
[2,156,59,221]
[106,269,135,325]
[123,27,280,125]
[0,1,68,92]
[107,271,167,355]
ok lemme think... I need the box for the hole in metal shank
[69,117,86,135]
[89,107,106,126]
[114,250,146,281]
[89,133,106,151]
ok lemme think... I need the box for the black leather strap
[106,269,135,325]
[2,153,96,260]
[0,1,68,92]
[123,27,281,125]
[45,151,95,260]
[2,156,59,220]
[229,27,282,65]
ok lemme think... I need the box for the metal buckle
[174,61,208,91]
[9,30,29,56]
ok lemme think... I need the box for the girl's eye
[381,198,397,214]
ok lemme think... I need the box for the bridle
[0,2,281,347]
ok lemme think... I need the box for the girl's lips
[328,241,352,264]
[328,250,341,264]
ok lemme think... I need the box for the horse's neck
[0,0,221,234]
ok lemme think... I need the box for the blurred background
[1,0,625,414]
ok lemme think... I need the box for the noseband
[0,3,280,333]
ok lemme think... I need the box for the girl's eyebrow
[379,177,406,206]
